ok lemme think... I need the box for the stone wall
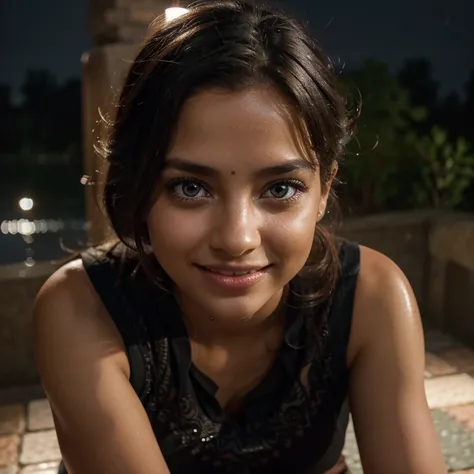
[1,211,473,389]
[89,0,169,45]
[338,211,432,312]
[81,43,138,244]
[338,211,474,347]
[0,264,58,389]
[428,215,474,346]
[83,0,169,244]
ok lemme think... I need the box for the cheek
[264,201,319,261]
[147,201,206,259]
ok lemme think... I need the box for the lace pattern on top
[81,239,359,472]
[135,319,334,470]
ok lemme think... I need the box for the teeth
[209,269,256,276]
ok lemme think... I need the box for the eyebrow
[164,157,315,178]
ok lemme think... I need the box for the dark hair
[102,0,351,308]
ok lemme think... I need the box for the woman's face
[147,86,333,323]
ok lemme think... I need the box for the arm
[33,260,170,474]
[347,247,447,474]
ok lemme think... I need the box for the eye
[171,179,210,199]
[263,181,301,200]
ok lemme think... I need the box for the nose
[209,200,261,258]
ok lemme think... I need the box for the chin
[197,291,281,323]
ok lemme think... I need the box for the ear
[317,161,338,221]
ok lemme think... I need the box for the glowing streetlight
[19,197,34,211]
[165,7,189,22]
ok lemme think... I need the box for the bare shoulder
[347,245,424,365]
[357,245,413,294]
[345,249,446,473]
[33,260,169,473]
[33,258,129,393]
[35,258,101,320]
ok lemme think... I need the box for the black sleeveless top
[78,238,360,474]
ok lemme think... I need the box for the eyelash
[166,178,210,202]
[165,177,309,203]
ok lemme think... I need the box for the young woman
[34,1,447,473]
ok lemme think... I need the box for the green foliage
[340,59,426,213]
[408,127,474,209]
[340,59,474,214]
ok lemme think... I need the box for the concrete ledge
[340,209,438,231]
[430,215,474,271]
[0,261,61,283]
[339,211,432,311]
[339,211,474,348]
[0,268,53,388]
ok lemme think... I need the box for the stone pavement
[2,328,474,473]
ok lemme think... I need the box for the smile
[195,264,271,291]
[203,268,262,276]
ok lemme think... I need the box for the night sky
[1,0,473,101]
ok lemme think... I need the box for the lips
[197,265,269,276]
[194,264,271,292]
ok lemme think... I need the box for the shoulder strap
[80,247,146,397]
[326,238,361,370]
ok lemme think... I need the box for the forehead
[166,86,312,171]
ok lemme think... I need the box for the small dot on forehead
[230,170,236,175]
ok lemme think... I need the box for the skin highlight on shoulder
[348,245,421,365]
[33,259,130,401]
[33,261,171,474]
[346,247,447,474]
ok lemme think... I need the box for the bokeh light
[19,197,34,211]
[165,7,189,22]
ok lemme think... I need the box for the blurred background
[0,1,473,472]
